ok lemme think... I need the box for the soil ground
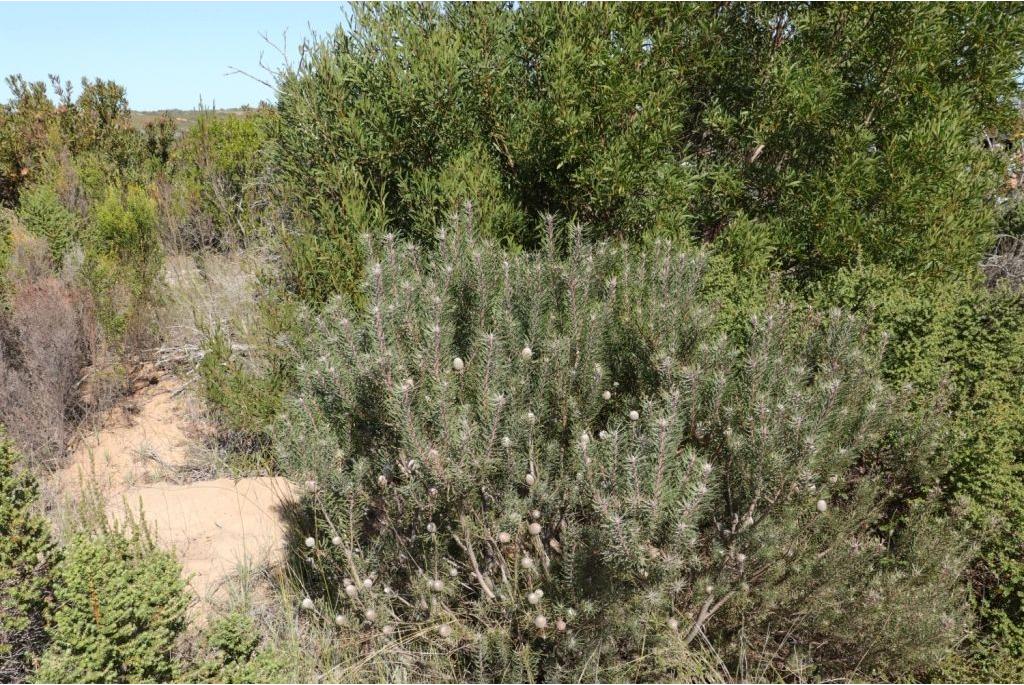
[51,365,298,617]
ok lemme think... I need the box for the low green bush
[195,284,311,461]
[72,152,126,208]
[180,612,298,684]
[0,434,58,682]
[34,520,189,684]
[275,225,967,681]
[198,330,286,455]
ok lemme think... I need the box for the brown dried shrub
[0,276,96,468]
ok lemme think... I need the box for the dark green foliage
[276,226,967,681]
[34,523,189,684]
[17,184,80,265]
[0,434,58,682]
[272,2,1024,303]
[144,114,177,167]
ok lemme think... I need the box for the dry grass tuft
[158,250,263,357]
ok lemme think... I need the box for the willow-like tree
[271,2,1024,303]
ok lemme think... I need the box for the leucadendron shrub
[275,220,968,682]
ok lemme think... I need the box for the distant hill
[130,108,254,132]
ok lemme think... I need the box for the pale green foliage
[0,434,58,682]
[276,222,967,681]
[34,522,189,684]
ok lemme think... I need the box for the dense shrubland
[271,2,1022,303]
[1,1,1024,682]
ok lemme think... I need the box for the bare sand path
[52,366,299,616]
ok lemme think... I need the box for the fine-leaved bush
[179,612,299,684]
[816,264,1024,678]
[16,184,80,267]
[83,185,163,348]
[276,220,967,681]
[34,520,189,684]
[0,434,58,682]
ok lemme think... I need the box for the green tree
[271,3,1024,304]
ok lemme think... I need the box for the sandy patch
[53,365,298,616]
[58,367,194,492]
[110,477,297,605]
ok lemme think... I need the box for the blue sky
[0,2,350,110]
